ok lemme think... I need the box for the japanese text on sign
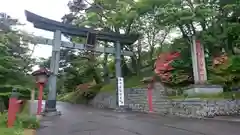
[117,77,124,106]
[196,40,205,82]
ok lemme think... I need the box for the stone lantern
[31,67,50,115]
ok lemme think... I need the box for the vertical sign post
[117,77,124,106]
[195,40,207,83]
[191,36,199,83]
[191,36,207,84]
[115,41,125,108]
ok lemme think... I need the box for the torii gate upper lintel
[25,10,137,113]
[25,10,139,45]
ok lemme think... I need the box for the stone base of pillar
[183,84,223,96]
[114,106,126,112]
[42,109,61,117]
[43,100,61,116]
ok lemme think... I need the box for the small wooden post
[30,89,35,116]
[31,89,35,101]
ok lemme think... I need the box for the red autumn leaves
[154,52,180,82]
[76,83,91,91]
[213,54,228,67]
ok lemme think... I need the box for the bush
[0,127,23,135]
[19,100,29,115]
[0,113,23,135]
[0,98,5,113]
[15,114,40,129]
[58,83,104,104]
[82,84,103,100]
[0,112,40,130]
[0,112,8,127]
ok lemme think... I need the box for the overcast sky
[0,0,70,59]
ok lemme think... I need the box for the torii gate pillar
[44,30,61,114]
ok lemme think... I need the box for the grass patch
[100,75,146,92]
[19,101,30,115]
[57,91,83,103]
[168,92,240,100]
[58,84,103,104]
[0,127,23,135]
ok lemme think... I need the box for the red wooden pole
[147,82,153,113]
[37,83,43,115]
[7,97,17,128]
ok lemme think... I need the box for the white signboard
[117,77,124,106]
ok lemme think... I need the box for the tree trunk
[92,67,102,84]
[136,39,142,75]
[121,56,131,77]
[149,46,155,68]
[0,98,5,113]
[103,42,110,83]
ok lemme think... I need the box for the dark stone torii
[25,10,138,114]
[25,10,138,45]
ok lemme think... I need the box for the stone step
[128,91,146,94]
[152,104,172,107]
[127,100,147,103]
[127,96,146,99]
[152,99,170,101]
[127,97,146,99]
[152,105,172,107]
[153,100,171,102]
[153,108,169,113]
[152,103,171,105]
[152,106,172,109]
[127,103,148,105]
[127,95,146,97]
[127,99,147,102]
[127,96,146,98]
[128,92,146,95]
[152,103,172,105]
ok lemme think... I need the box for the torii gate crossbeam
[24,36,134,56]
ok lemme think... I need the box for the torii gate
[24,10,139,114]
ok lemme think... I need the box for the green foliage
[0,115,36,135]
[169,92,240,100]
[15,114,40,129]
[0,13,35,109]
[100,75,146,92]
[58,92,80,103]
[0,112,39,130]
[58,83,104,103]
[53,0,240,99]
[0,127,23,135]
[208,55,240,90]
[0,112,8,127]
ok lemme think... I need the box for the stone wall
[90,82,240,118]
[170,99,240,118]
[90,92,116,109]
[125,88,149,112]
[90,88,149,112]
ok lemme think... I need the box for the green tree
[0,13,35,108]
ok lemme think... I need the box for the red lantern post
[147,82,153,113]
[31,68,50,115]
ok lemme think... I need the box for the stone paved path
[36,101,240,135]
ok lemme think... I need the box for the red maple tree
[154,52,180,82]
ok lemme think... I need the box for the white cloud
[0,0,70,58]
